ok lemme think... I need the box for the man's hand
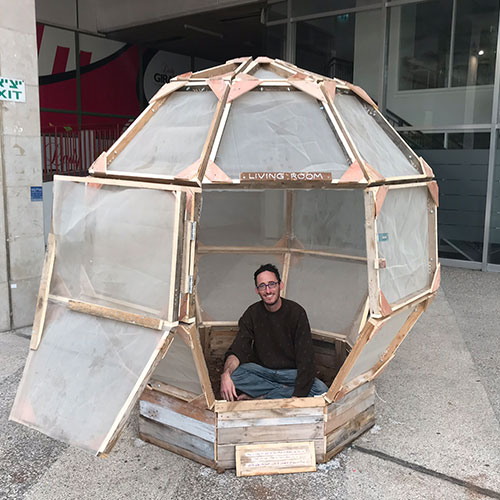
[220,371,238,401]
[220,354,240,401]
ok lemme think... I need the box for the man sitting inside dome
[220,263,328,401]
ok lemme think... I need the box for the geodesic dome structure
[11,57,439,469]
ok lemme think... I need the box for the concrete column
[0,0,44,331]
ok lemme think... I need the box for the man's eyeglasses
[256,281,280,291]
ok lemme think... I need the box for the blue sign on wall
[30,186,43,202]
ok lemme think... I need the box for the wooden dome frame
[11,57,439,474]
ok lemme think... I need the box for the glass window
[488,131,500,264]
[400,130,489,262]
[452,0,499,87]
[398,0,453,90]
[296,9,381,100]
[296,14,355,81]
[267,1,287,21]
[291,0,379,18]
[387,2,496,128]
[265,24,287,59]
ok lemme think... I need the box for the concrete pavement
[1,266,499,500]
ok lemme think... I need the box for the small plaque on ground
[235,441,316,477]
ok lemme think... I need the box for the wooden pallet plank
[326,406,375,451]
[141,387,215,426]
[218,422,324,445]
[215,396,325,412]
[325,411,375,460]
[139,417,215,461]
[327,383,375,416]
[218,414,323,429]
[140,400,216,442]
[67,299,164,330]
[147,380,198,402]
[217,406,324,421]
[326,391,375,434]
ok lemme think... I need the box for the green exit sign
[0,77,25,102]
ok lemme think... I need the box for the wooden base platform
[138,381,375,471]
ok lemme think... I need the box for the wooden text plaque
[235,441,316,477]
[240,172,332,182]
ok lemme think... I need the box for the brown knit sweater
[225,298,316,397]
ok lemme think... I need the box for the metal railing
[41,125,121,181]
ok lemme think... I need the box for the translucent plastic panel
[197,253,283,322]
[252,68,288,79]
[293,189,366,256]
[334,93,419,178]
[216,91,350,178]
[51,180,179,319]
[109,91,218,176]
[199,190,286,247]
[10,302,169,453]
[377,186,430,304]
[344,306,414,383]
[151,335,203,394]
[286,255,368,334]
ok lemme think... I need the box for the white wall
[0,0,45,331]
[384,6,494,128]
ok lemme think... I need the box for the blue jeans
[231,362,329,399]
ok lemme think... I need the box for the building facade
[35,0,500,272]
[0,0,498,330]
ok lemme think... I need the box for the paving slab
[353,288,500,493]
[440,267,500,422]
[0,267,499,500]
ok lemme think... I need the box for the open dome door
[10,175,200,455]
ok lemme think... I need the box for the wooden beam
[428,188,439,280]
[30,233,56,350]
[319,82,363,175]
[196,245,367,263]
[197,83,231,182]
[311,329,348,343]
[167,192,183,323]
[67,299,164,330]
[281,252,291,298]
[208,102,231,163]
[98,331,174,456]
[364,189,381,317]
[146,380,199,402]
[347,295,369,347]
[179,324,216,409]
[149,81,185,104]
[53,174,201,193]
[215,395,325,412]
[325,321,377,402]
[105,97,169,168]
